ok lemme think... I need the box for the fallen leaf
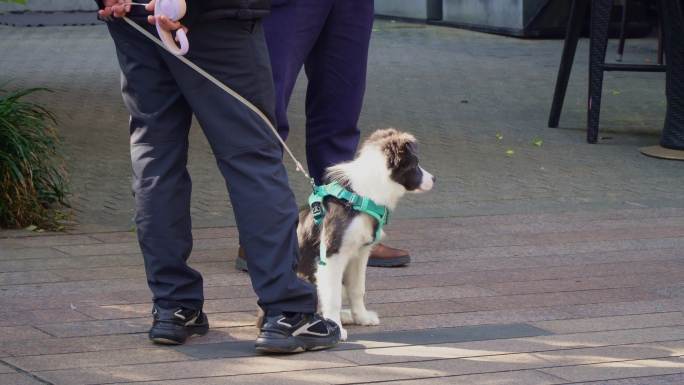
[505,149,515,156]
[611,90,621,95]
[496,133,504,140]
[25,225,37,231]
[532,138,543,147]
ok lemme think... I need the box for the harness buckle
[311,202,324,224]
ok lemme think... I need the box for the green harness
[308,182,390,266]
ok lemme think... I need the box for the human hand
[98,0,131,19]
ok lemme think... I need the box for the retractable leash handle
[107,1,189,55]
[155,0,189,56]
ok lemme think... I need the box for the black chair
[616,0,663,64]
[548,0,667,143]
[659,0,684,152]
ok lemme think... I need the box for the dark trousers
[106,18,316,315]
[263,0,375,184]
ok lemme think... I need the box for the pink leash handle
[155,0,189,56]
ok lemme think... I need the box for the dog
[295,128,435,340]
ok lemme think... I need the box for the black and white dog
[296,128,435,340]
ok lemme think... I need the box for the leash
[118,6,390,266]
[119,9,315,187]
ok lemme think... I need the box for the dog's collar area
[308,182,390,266]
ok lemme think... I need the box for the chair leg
[657,22,664,65]
[617,0,628,61]
[659,0,684,150]
[548,0,590,128]
[587,0,614,144]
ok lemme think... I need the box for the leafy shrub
[0,87,69,230]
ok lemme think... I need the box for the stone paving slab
[364,259,684,279]
[0,363,15,374]
[331,341,684,370]
[578,373,684,384]
[559,299,684,319]
[540,357,684,383]
[0,247,70,261]
[531,313,684,334]
[0,308,91,327]
[34,312,256,338]
[34,352,356,385]
[126,370,562,385]
[404,237,684,263]
[0,270,66,286]
[331,327,684,367]
[351,371,563,385]
[4,347,193,372]
[0,372,46,385]
[0,235,101,250]
[387,216,684,239]
[0,326,53,342]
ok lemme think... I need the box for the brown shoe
[369,243,410,267]
[235,246,248,272]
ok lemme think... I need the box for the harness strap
[319,236,327,267]
[308,182,391,266]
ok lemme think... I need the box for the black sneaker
[148,305,209,345]
[255,313,341,353]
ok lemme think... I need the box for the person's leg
[303,0,374,183]
[165,18,340,352]
[106,20,208,344]
[263,0,334,139]
[304,0,410,267]
[107,21,201,309]
[262,3,298,140]
[233,0,333,273]
[166,19,316,315]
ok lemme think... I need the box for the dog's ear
[368,128,399,143]
[384,138,416,169]
[385,140,402,168]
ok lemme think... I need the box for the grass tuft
[0,87,70,230]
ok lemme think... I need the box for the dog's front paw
[353,310,380,326]
[340,309,354,325]
[339,326,348,341]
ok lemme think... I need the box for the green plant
[0,87,70,230]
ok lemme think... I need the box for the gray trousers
[106,18,316,315]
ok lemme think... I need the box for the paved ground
[1,19,683,231]
[1,208,684,384]
[1,17,684,385]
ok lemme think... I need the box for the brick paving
[1,17,684,385]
